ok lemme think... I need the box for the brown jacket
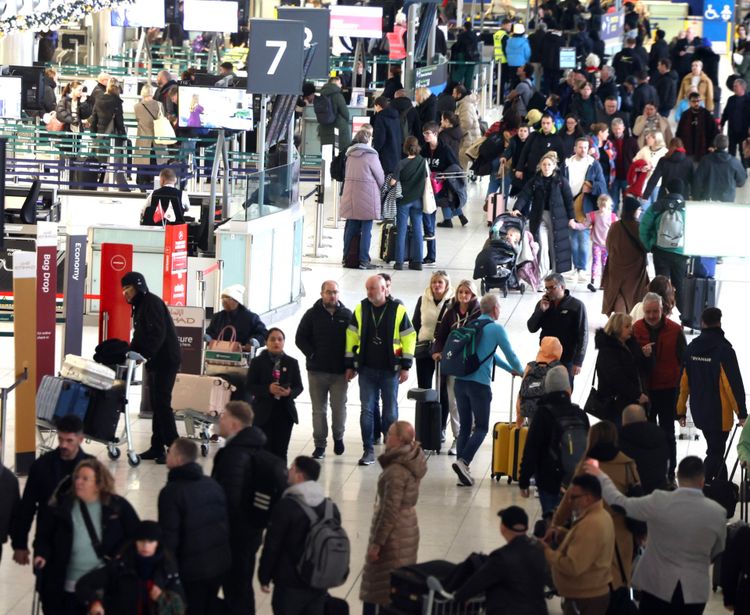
[601,219,649,315]
[360,443,428,606]
[552,451,641,589]
[545,499,615,599]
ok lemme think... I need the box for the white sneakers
[452,459,474,486]
[448,439,457,456]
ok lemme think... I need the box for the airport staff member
[141,167,189,226]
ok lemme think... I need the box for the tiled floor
[0,176,748,615]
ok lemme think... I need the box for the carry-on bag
[60,354,116,390]
[380,220,398,263]
[390,560,458,615]
[484,166,505,225]
[407,360,442,454]
[491,376,527,483]
[681,258,718,330]
[171,374,235,415]
[704,423,741,518]
[207,325,243,353]
[37,375,91,422]
[84,384,124,441]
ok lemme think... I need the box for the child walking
[571,194,617,292]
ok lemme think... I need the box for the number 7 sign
[247,19,305,95]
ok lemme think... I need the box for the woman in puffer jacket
[340,128,385,269]
[360,421,427,615]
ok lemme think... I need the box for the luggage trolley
[424,576,486,615]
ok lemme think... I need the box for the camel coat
[552,450,641,589]
[601,219,649,315]
[133,99,162,166]
[360,443,428,606]
[456,94,482,170]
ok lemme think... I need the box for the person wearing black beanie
[121,272,181,464]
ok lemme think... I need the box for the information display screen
[329,5,382,38]
[183,0,238,33]
[111,0,166,27]
[0,77,22,119]
[177,86,253,130]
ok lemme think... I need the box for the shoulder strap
[620,221,646,255]
[79,501,105,559]
[290,495,331,524]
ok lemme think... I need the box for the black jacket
[437,127,463,160]
[648,39,670,74]
[417,94,438,128]
[211,426,288,535]
[258,482,340,590]
[692,150,747,202]
[653,70,678,114]
[721,524,750,611]
[76,542,184,615]
[247,351,304,426]
[613,48,644,84]
[519,391,589,493]
[593,329,647,414]
[295,299,352,374]
[528,29,546,63]
[643,150,694,200]
[541,31,564,70]
[516,130,566,180]
[596,77,618,106]
[10,447,93,551]
[34,493,140,598]
[206,305,268,347]
[568,95,603,131]
[158,462,231,581]
[89,93,126,135]
[631,83,659,120]
[526,290,587,367]
[618,421,670,493]
[129,291,181,372]
[41,76,57,114]
[0,465,19,559]
[513,173,574,274]
[721,93,750,137]
[453,535,549,615]
[140,186,186,226]
[55,95,92,132]
[372,107,404,175]
[390,96,421,140]
[435,92,456,117]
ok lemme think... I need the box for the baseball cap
[497,506,528,531]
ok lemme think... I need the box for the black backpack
[527,89,546,113]
[550,407,589,487]
[330,149,347,182]
[314,95,337,125]
[518,360,560,421]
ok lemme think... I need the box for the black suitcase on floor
[681,276,717,330]
[84,384,124,441]
[390,560,457,615]
[70,157,101,190]
[344,233,361,269]
[407,360,442,454]
[380,221,398,263]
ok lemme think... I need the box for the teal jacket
[457,314,523,385]
[638,193,685,255]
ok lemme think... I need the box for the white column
[92,10,124,65]
[0,31,35,65]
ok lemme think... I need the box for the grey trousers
[308,371,348,448]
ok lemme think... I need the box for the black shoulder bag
[79,501,106,560]
[583,359,616,421]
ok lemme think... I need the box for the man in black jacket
[515,114,565,186]
[206,284,268,350]
[295,280,352,460]
[452,506,548,613]
[631,71,660,121]
[0,434,20,563]
[612,37,644,84]
[121,271,181,463]
[160,438,231,614]
[140,167,189,226]
[372,96,404,175]
[692,134,747,202]
[619,404,670,493]
[258,456,340,615]
[518,367,589,515]
[721,78,750,157]
[653,59,679,117]
[212,401,287,615]
[527,273,588,386]
[649,29,670,76]
[10,415,92,566]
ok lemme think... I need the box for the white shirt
[565,154,592,196]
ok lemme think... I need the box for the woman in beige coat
[550,420,642,590]
[454,85,482,171]
[133,84,162,188]
[360,421,428,615]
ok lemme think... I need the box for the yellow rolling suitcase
[492,376,528,484]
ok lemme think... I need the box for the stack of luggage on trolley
[36,354,136,460]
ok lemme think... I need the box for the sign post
[99,243,133,343]
[276,8,330,81]
[36,222,57,388]
[13,251,36,475]
[163,224,189,306]
[62,228,87,358]
[247,19,306,96]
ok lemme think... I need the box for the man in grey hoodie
[258,456,342,615]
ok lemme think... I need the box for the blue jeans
[423,212,436,261]
[569,228,590,271]
[358,366,399,451]
[539,490,562,517]
[395,200,424,264]
[343,219,373,265]
[610,178,628,212]
[454,379,492,465]
[641,190,657,214]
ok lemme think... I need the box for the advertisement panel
[13,251,36,475]
[99,243,133,343]
[169,306,205,375]
[329,5,383,39]
[163,224,188,306]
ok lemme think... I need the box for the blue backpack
[441,319,494,377]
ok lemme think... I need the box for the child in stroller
[473,214,537,296]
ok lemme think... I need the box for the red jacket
[625,159,650,198]
[633,317,684,390]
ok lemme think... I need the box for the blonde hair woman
[511,151,575,278]
[633,129,668,209]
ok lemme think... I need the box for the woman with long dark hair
[559,114,586,157]
[642,137,694,200]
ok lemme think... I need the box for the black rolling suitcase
[380,221,398,263]
[407,360,442,454]
[390,560,457,615]
[681,258,718,330]
[84,384,124,441]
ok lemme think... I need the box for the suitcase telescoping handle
[434,359,440,404]
[509,374,515,424]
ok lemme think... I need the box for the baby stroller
[473,213,526,297]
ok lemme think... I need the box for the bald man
[345,276,417,465]
[619,404,670,493]
[295,281,353,460]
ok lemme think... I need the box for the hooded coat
[317,82,351,148]
[390,96,421,140]
[360,443,428,606]
[601,219,649,315]
[456,94,482,168]
[372,107,404,175]
[619,421,670,494]
[127,281,181,373]
[643,150,694,200]
[593,328,647,416]
[340,143,385,221]
[513,172,575,274]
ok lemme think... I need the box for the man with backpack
[447,293,524,487]
[212,401,288,615]
[692,134,746,202]
[316,76,350,152]
[518,365,590,516]
[638,178,688,316]
[516,336,563,425]
[506,63,540,118]
[258,456,347,615]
